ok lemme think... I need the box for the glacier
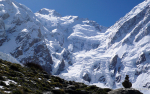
[0,0,150,93]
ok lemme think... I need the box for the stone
[43,91,53,94]
[66,85,76,90]
[122,75,132,88]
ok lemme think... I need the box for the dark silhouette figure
[122,75,132,88]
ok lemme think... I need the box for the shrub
[12,89,23,94]
[52,89,65,94]
[10,64,21,71]
[36,90,42,94]
[0,75,5,80]
[24,62,44,71]
[0,59,3,63]
[85,85,98,91]
[0,81,6,85]
[23,86,31,92]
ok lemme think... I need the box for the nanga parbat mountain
[1,0,150,93]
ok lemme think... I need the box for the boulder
[66,85,76,90]
[122,75,132,88]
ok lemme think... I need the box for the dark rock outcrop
[136,52,146,65]
[99,76,106,83]
[83,73,91,82]
[0,18,5,38]
[108,88,143,94]
[0,18,6,46]
[109,55,118,70]
[0,13,10,20]
[55,59,65,75]
[115,75,121,83]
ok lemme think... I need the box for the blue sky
[15,0,144,27]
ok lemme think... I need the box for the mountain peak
[37,8,62,17]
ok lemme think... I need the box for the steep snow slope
[35,9,107,52]
[0,52,20,64]
[35,8,108,75]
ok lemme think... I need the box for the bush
[12,89,23,94]
[23,86,31,92]
[24,62,44,71]
[10,64,21,71]
[0,81,6,86]
[0,75,5,80]
[52,89,65,94]
[0,59,3,63]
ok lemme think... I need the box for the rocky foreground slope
[0,58,144,94]
[0,59,112,94]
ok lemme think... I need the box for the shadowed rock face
[109,55,118,70]
[83,73,91,82]
[136,52,146,65]
[55,59,65,75]
[0,13,10,20]
[0,19,6,46]
[0,19,5,38]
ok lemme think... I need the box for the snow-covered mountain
[1,0,150,93]
[0,0,107,75]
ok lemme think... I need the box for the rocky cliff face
[0,18,6,46]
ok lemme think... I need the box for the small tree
[24,62,44,71]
